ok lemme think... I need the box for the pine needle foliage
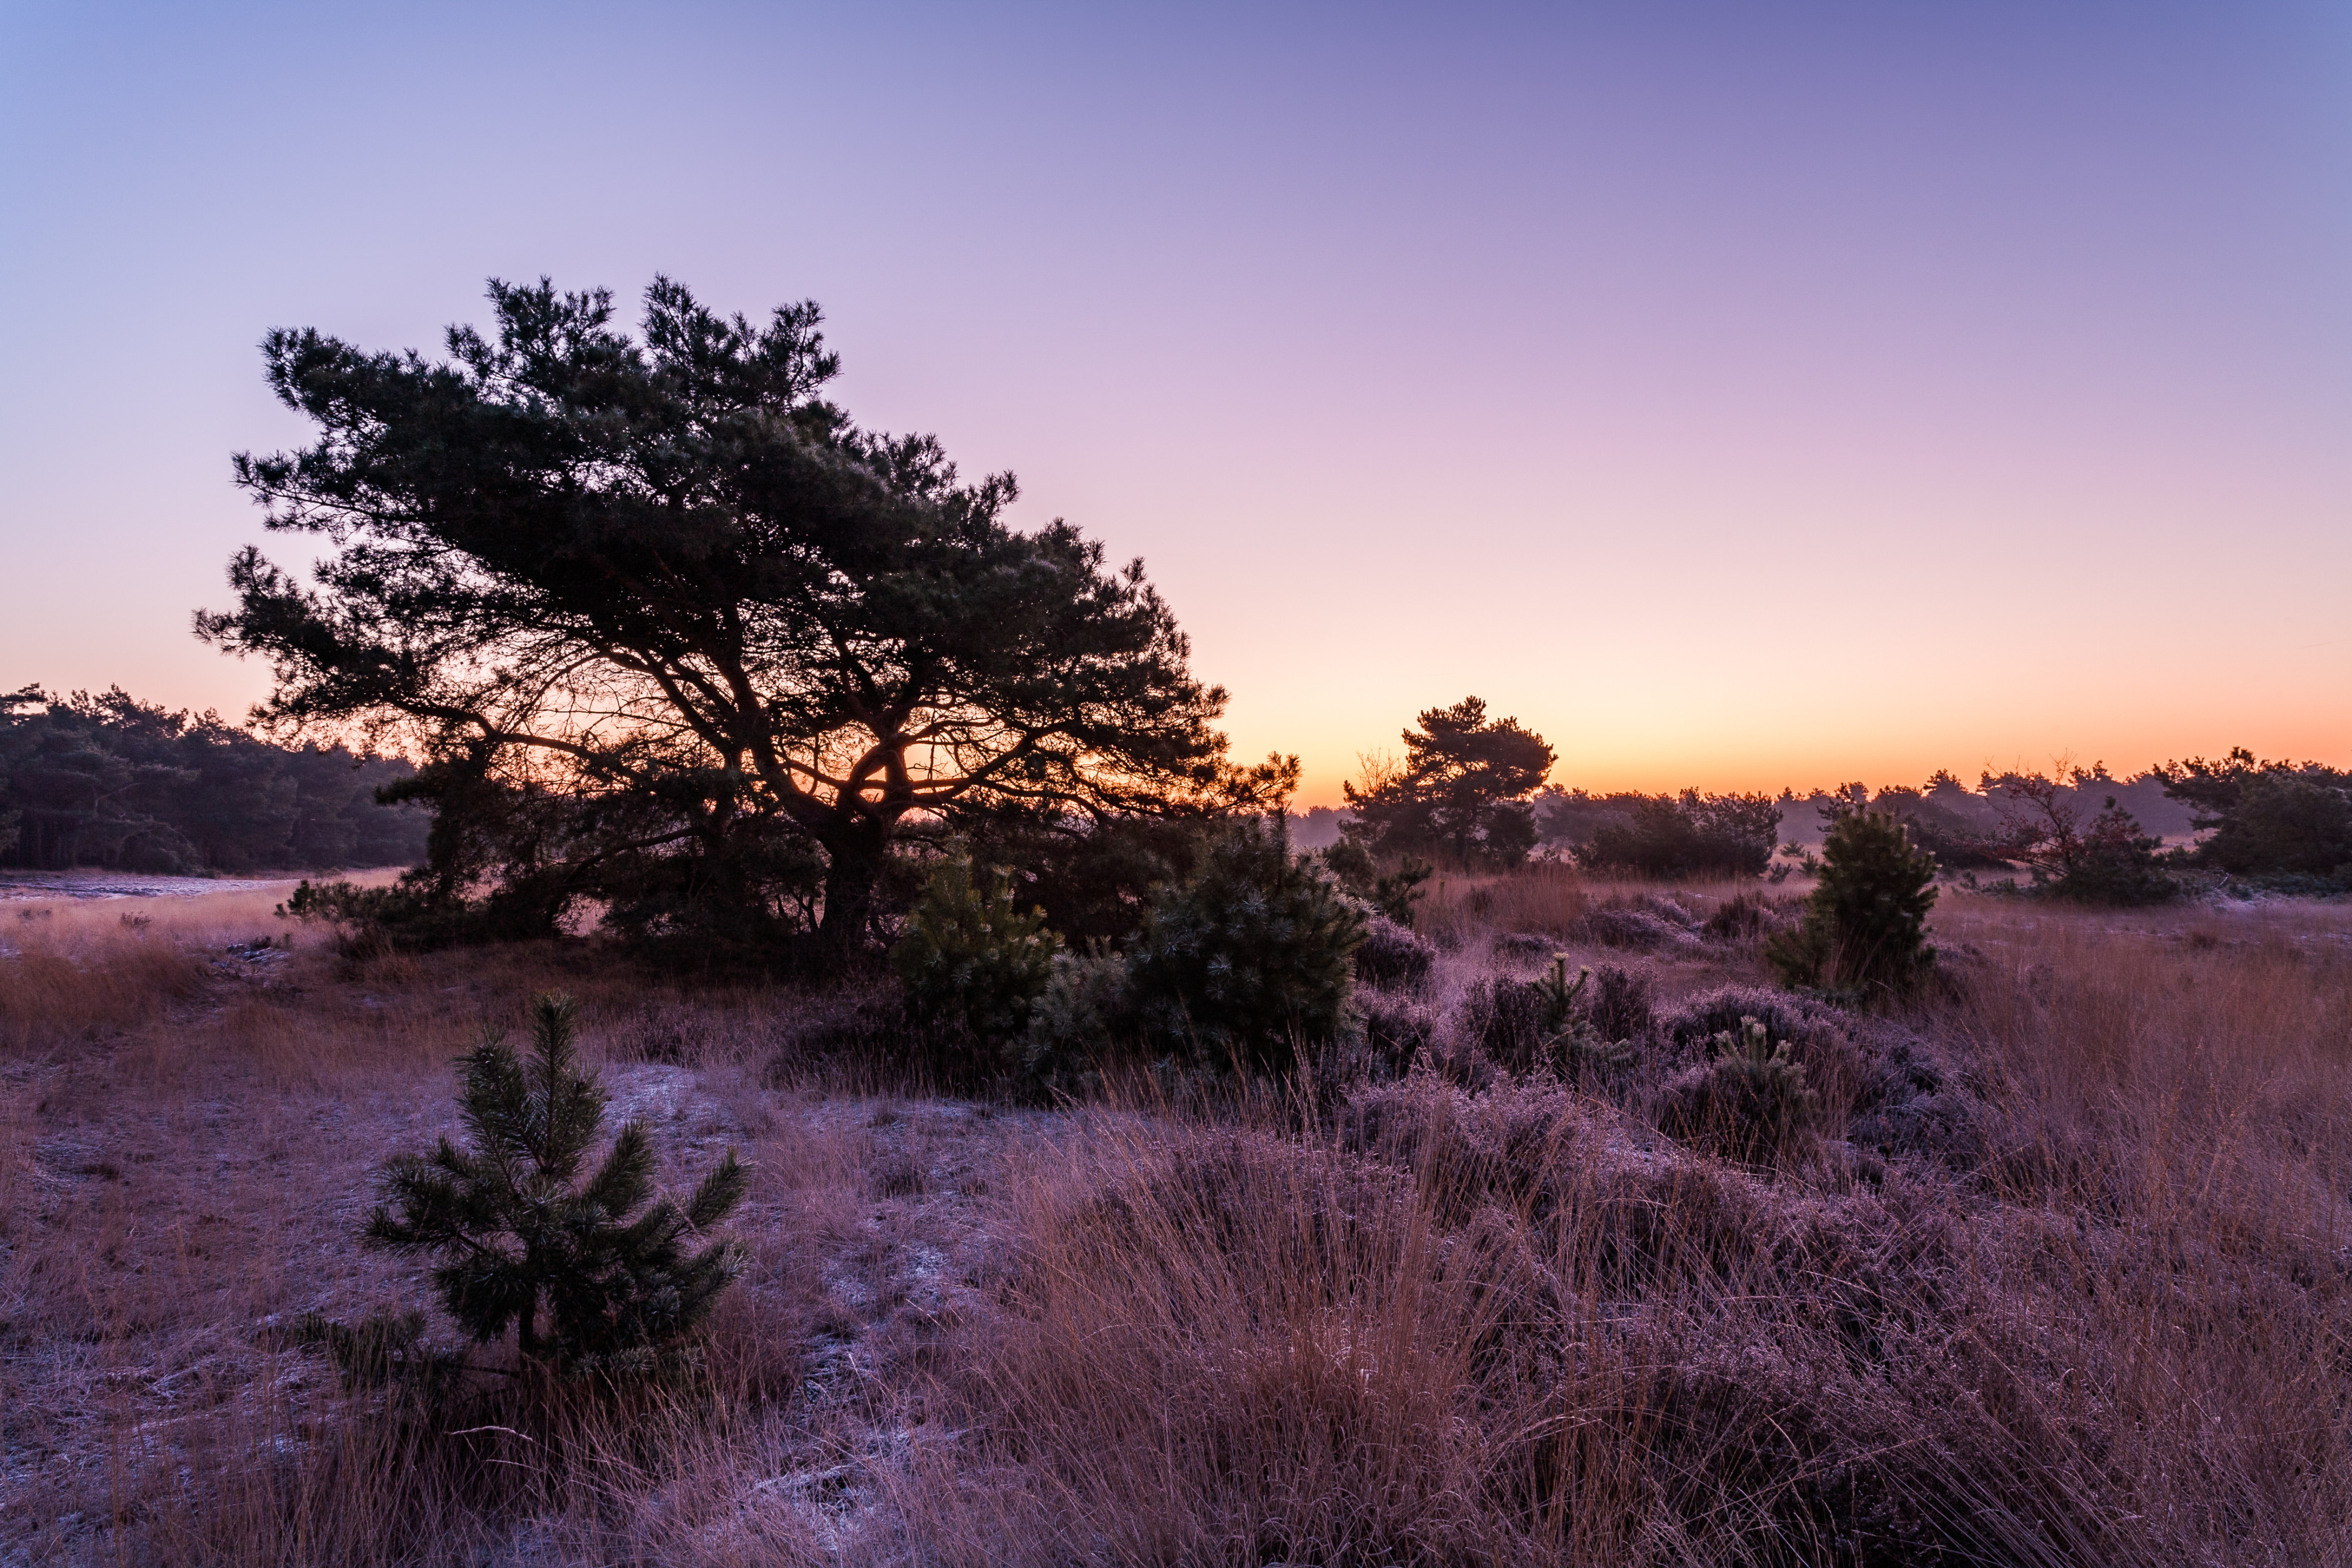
[891,854,1063,1060]
[1768,810,1937,999]
[1128,812,1365,1074]
[362,994,748,1378]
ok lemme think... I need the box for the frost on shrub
[1766,811,1937,998]
[1658,984,1824,1055]
[891,854,1063,1061]
[1577,894,1702,952]
[1584,963,1655,1041]
[1356,914,1436,988]
[1459,956,1636,1078]
[1657,1015,1823,1165]
[1126,814,1365,1074]
[1702,890,1783,943]
[1360,992,1438,1075]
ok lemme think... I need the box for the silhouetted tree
[2157,749,2352,885]
[1341,697,1554,868]
[199,278,1259,957]
[1981,770,2176,905]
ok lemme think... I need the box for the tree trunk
[816,825,890,958]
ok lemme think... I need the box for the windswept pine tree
[199,279,1275,958]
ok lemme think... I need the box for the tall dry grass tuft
[1417,860,1591,948]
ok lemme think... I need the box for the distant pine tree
[362,994,748,1378]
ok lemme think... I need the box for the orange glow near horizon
[3,9,2346,801]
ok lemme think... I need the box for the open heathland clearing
[4,873,2351,1566]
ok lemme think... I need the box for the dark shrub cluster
[1125,815,1366,1075]
[0,684,426,874]
[1573,790,1779,878]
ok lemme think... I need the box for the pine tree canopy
[197,278,1253,954]
[1342,696,1555,868]
[364,993,748,1372]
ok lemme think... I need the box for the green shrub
[1127,814,1365,1074]
[313,995,747,1384]
[1767,810,1937,998]
[892,854,1064,1060]
[1321,839,1434,927]
[1658,1016,1822,1164]
[1016,944,1137,1086]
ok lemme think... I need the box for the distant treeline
[1295,756,2351,894]
[0,686,427,875]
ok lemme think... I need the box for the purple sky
[4,2,2346,803]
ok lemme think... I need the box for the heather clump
[1354,912,1436,988]
[1656,1016,1824,1166]
[1454,955,1638,1078]
[1583,962,1656,1041]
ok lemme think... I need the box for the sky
[3,2,2347,806]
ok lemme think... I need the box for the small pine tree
[360,994,748,1377]
[1768,810,1937,998]
[1128,812,1365,1074]
[891,854,1064,1060]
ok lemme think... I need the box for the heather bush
[1458,955,1636,1077]
[1456,974,1555,1066]
[1659,984,1822,1053]
[1359,991,1438,1074]
[1577,893,1701,951]
[1126,814,1365,1073]
[1355,913,1436,988]
[1656,1015,1822,1165]
[892,854,1064,1059]
[1767,810,1937,997]
[1700,889,1780,942]
[1583,962,1656,1041]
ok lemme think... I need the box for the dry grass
[4,877,2350,1564]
